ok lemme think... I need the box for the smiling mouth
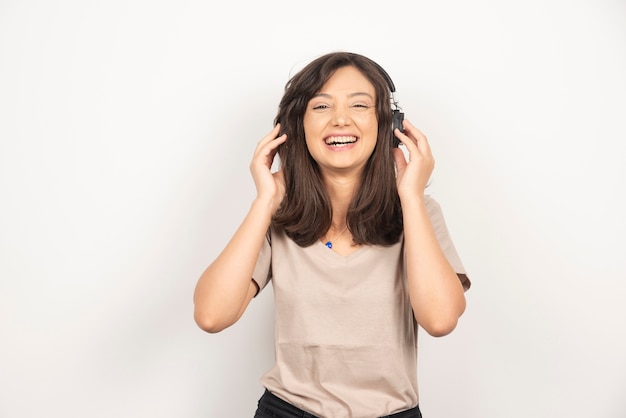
[325,136,358,146]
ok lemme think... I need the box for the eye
[312,104,330,110]
[351,103,372,111]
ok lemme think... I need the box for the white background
[1,1,625,417]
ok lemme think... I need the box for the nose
[332,107,350,127]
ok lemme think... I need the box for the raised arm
[393,120,466,337]
[193,125,287,333]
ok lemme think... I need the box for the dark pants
[254,389,422,418]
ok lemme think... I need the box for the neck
[322,169,359,194]
[323,173,358,221]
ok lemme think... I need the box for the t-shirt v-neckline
[314,239,369,262]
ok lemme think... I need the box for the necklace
[324,226,348,249]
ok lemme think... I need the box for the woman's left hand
[392,119,435,199]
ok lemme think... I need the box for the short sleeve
[251,229,272,295]
[424,196,471,291]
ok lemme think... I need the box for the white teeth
[325,136,357,145]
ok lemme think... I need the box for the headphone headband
[370,59,404,145]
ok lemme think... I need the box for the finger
[255,127,287,159]
[394,127,420,156]
[258,124,286,148]
[392,147,407,171]
[254,137,287,172]
[268,134,288,160]
[269,123,281,138]
[393,127,413,148]
[403,120,431,154]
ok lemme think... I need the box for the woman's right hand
[194,124,287,333]
[250,124,288,213]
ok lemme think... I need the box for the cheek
[304,134,322,157]
[303,115,320,138]
[354,110,377,126]
[358,114,378,137]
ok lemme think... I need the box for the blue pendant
[325,241,332,249]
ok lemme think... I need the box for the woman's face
[303,66,378,176]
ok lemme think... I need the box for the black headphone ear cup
[392,109,404,147]
[392,109,404,132]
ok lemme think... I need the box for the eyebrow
[312,92,374,100]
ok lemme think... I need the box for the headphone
[372,61,404,147]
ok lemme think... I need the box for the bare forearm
[402,195,466,336]
[193,197,274,332]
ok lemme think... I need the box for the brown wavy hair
[272,51,403,247]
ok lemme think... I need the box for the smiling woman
[303,66,379,178]
[193,51,471,418]
[273,54,404,249]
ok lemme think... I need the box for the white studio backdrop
[1,1,625,417]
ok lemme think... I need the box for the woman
[194,51,471,418]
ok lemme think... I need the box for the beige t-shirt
[252,196,469,418]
